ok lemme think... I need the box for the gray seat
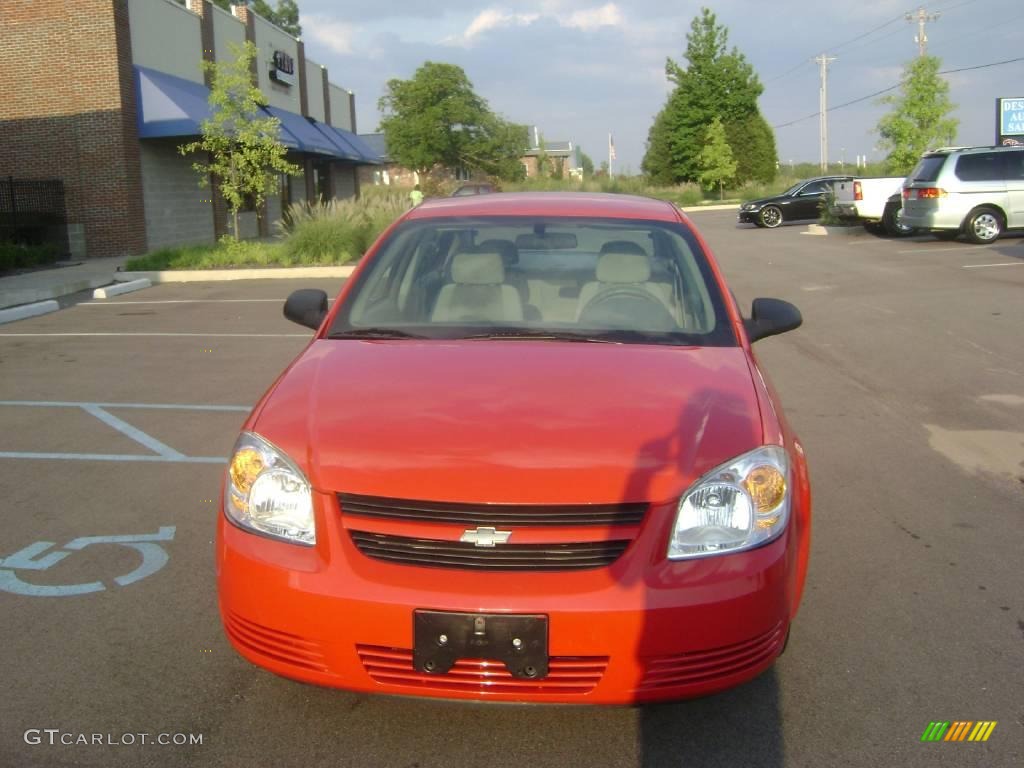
[478,239,541,321]
[431,250,524,323]
[576,242,675,320]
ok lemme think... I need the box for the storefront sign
[271,50,296,86]
[996,97,1024,146]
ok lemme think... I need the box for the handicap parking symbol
[0,527,175,596]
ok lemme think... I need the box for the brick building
[0,0,379,259]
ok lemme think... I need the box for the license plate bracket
[413,610,549,680]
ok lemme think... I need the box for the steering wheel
[579,286,675,329]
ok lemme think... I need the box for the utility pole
[906,6,940,57]
[815,53,836,173]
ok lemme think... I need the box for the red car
[217,192,812,704]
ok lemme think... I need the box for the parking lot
[1,213,1022,767]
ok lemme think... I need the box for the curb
[115,265,357,283]
[93,278,152,299]
[802,224,868,237]
[679,204,738,213]
[0,300,60,325]
[0,276,112,310]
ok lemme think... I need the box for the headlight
[225,432,315,546]
[742,203,757,211]
[668,445,789,560]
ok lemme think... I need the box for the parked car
[900,145,1024,243]
[831,176,912,236]
[737,176,853,228]
[451,183,497,196]
[218,192,812,705]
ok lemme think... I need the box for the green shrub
[124,240,282,270]
[277,191,407,264]
[0,241,59,272]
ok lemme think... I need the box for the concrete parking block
[115,265,357,283]
[93,278,153,299]
[0,299,60,325]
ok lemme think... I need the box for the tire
[882,203,915,237]
[963,207,1004,244]
[759,205,783,229]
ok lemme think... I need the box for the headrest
[451,251,505,285]
[599,240,647,256]
[596,251,651,283]
[478,239,519,266]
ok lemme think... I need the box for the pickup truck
[831,176,912,236]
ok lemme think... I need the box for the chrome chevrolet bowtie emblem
[459,526,511,548]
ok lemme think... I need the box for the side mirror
[284,289,328,330]
[745,298,802,343]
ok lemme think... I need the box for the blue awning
[310,122,361,161]
[318,123,383,164]
[263,106,342,157]
[135,66,211,138]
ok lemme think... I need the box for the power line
[771,55,1024,129]
[763,13,905,83]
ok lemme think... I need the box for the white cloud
[302,15,357,55]
[563,3,622,31]
[464,9,540,40]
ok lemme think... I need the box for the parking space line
[962,262,1024,269]
[895,245,991,255]
[0,452,225,463]
[80,404,186,459]
[0,332,308,337]
[0,401,246,464]
[0,401,250,411]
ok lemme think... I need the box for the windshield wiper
[327,327,426,340]
[461,329,620,343]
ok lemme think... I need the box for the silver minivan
[900,146,1024,243]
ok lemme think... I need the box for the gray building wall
[140,140,215,250]
[129,0,203,82]
[333,164,357,199]
[212,3,246,65]
[328,84,353,131]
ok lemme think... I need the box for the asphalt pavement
[0,218,1021,767]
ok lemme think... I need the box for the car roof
[924,145,1024,156]
[407,192,681,222]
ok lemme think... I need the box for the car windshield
[782,182,804,196]
[328,216,735,346]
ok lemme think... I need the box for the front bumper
[217,493,805,704]
[737,209,761,224]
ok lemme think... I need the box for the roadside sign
[996,97,1024,146]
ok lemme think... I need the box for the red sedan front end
[216,193,812,704]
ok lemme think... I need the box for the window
[1002,151,1024,180]
[799,181,828,195]
[329,217,735,347]
[955,153,1003,182]
[910,155,947,182]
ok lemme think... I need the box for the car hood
[253,340,763,504]
[741,194,789,208]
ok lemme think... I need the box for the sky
[295,0,1023,173]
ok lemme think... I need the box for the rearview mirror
[745,298,802,343]
[284,289,328,330]
[514,233,578,250]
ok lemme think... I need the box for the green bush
[124,240,282,270]
[276,191,407,264]
[0,241,59,272]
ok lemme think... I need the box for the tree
[378,62,527,182]
[643,8,776,185]
[697,118,737,199]
[724,113,777,184]
[205,0,302,37]
[181,41,299,240]
[876,56,958,175]
[579,151,594,178]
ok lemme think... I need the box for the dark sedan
[737,176,853,228]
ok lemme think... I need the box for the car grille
[638,622,786,690]
[223,610,329,673]
[357,645,608,695]
[349,532,629,571]
[339,493,646,527]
